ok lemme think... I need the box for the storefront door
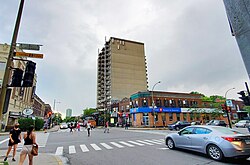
[143,116,149,126]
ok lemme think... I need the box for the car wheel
[166,138,175,149]
[207,144,223,161]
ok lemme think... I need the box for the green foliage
[18,118,34,131]
[201,96,213,102]
[83,108,97,116]
[35,118,44,131]
[63,116,78,123]
[243,106,250,114]
[190,91,205,96]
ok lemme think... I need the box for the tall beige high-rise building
[97,37,148,111]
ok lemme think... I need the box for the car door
[189,127,212,152]
[174,127,194,149]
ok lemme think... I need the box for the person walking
[18,125,36,165]
[104,121,109,133]
[4,123,21,162]
[86,121,91,137]
[69,123,74,133]
[76,122,81,131]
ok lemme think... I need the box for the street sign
[15,52,43,59]
[23,108,33,115]
[226,99,233,107]
[19,43,41,51]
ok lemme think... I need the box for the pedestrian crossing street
[55,139,166,155]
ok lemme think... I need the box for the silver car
[165,125,250,161]
[235,120,250,128]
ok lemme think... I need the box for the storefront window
[176,113,180,121]
[169,113,173,121]
[183,113,187,121]
[164,99,169,107]
[156,99,161,107]
[142,99,148,107]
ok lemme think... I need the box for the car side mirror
[178,132,181,135]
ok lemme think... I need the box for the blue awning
[130,107,181,113]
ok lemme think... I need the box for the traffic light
[22,61,36,87]
[237,91,250,106]
[10,68,23,87]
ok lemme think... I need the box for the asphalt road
[0,127,249,165]
[44,127,250,165]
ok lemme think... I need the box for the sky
[1,0,249,117]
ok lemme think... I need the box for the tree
[243,106,250,117]
[83,108,97,116]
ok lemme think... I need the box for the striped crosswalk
[54,139,164,155]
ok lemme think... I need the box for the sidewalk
[0,125,63,165]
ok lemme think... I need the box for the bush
[18,118,34,131]
[35,118,44,131]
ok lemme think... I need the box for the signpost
[15,52,43,59]
[18,43,41,51]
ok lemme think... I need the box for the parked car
[168,121,191,131]
[165,125,250,161]
[206,120,227,127]
[235,120,250,128]
[60,122,68,129]
[191,121,201,125]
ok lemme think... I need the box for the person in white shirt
[86,121,91,137]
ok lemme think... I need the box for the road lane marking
[152,139,164,143]
[100,143,113,149]
[128,141,144,146]
[90,144,102,150]
[110,142,124,148]
[0,138,9,144]
[136,140,154,145]
[55,147,63,155]
[144,140,162,144]
[80,144,89,152]
[69,145,76,154]
[119,141,135,147]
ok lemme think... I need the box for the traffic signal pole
[0,0,25,131]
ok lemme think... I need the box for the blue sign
[130,107,181,113]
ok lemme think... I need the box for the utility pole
[0,0,25,131]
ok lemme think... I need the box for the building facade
[113,91,232,127]
[66,108,72,117]
[97,37,148,113]
[0,44,48,131]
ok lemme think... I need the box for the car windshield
[213,127,241,135]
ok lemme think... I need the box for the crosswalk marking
[136,140,154,145]
[80,144,89,152]
[119,141,135,147]
[110,142,124,148]
[69,145,76,154]
[144,140,162,144]
[53,139,164,155]
[55,146,63,155]
[128,141,144,146]
[100,143,113,150]
[91,143,102,150]
[152,139,164,143]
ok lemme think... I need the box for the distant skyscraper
[66,109,72,117]
[97,37,148,111]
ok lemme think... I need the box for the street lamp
[224,87,235,128]
[151,81,161,127]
